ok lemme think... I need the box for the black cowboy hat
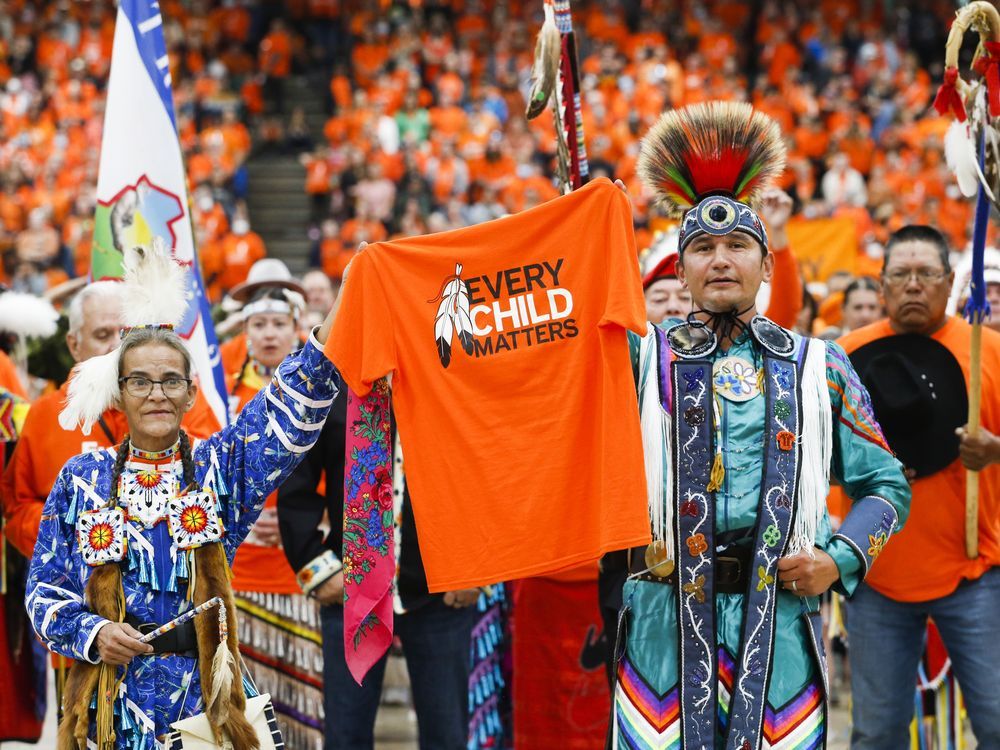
[849,334,967,479]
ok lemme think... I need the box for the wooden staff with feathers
[935,0,1000,559]
[525,0,589,193]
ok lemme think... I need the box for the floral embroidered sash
[342,381,395,684]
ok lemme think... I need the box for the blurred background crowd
[0,0,980,340]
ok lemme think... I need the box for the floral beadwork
[77,506,127,566]
[756,565,775,592]
[867,531,888,558]
[763,524,781,548]
[686,533,708,557]
[682,574,706,604]
[167,491,224,550]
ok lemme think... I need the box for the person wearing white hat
[223,264,324,749]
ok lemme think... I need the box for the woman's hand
[316,241,367,345]
[95,621,153,666]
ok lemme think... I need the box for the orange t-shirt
[325,178,651,591]
[838,317,1000,601]
[0,350,26,398]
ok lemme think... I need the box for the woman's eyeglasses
[118,376,191,398]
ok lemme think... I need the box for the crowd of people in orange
[0,0,975,327]
[0,0,291,301]
[308,0,972,335]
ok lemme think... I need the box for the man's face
[676,232,773,314]
[881,240,953,335]
[842,288,883,331]
[644,277,691,324]
[303,273,336,312]
[119,343,196,448]
[67,294,122,363]
[985,282,1000,333]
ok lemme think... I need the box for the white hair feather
[0,291,59,339]
[58,348,122,435]
[121,236,188,328]
[59,236,189,433]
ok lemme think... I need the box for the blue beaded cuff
[831,495,898,579]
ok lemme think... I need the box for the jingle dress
[25,334,338,749]
[228,356,326,750]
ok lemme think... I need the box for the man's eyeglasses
[882,268,948,287]
[119,376,191,398]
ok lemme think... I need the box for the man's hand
[758,188,793,249]
[312,571,344,606]
[957,425,1000,471]
[442,588,481,608]
[776,549,839,597]
[96,622,153,666]
[249,508,281,547]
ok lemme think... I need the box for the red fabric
[512,577,610,748]
[933,68,967,122]
[0,588,43,741]
[974,43,1000,117]
[0,446,44,743]
[642,252,678,288]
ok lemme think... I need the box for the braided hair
[177,430,197,491]
[108,436,131,508]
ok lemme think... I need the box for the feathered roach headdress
[59,237,188,434]
[638,102,786,255]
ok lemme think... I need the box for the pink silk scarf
[342,381,395,684]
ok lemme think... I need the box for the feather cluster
[121,236,188,329]
[0,291,59,339]
[638,102,787,215]
[525,2,561,120]
[432,263,473,368]
[206,630,236,724]
[60,236,190,433]
[58,348,122,435]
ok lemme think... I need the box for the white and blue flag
[91,0,229,428]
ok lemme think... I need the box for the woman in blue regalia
[25,240,340,750]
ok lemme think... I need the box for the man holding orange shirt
[838,225,1000,749]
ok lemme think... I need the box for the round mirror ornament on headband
[697,197,741,234]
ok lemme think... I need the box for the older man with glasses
[838,225,1000,749]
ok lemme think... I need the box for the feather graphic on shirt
[430,263,468,368]
[434,292,456,367]
[454,279,474,355]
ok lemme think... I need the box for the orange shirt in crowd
[305,157,332,195]
[341,217,387,246]
[0,351,26,398]
[763,245,803,330]
[258,29,292,78]
[228,366,300,594]
[220,332,248,376]
[325,178,651,591]
[319,237,356,280]
[838,317,1000,602]
[218,231,267,293]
